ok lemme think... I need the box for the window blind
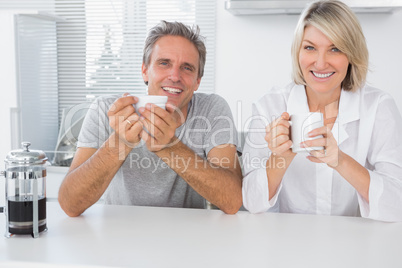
[1,0,216,115]
[0,0,216,162]
[15,14,60,155]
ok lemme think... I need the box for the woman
[242,0,402,222]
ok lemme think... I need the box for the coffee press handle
[0,170,4,213]
[32,177,39,238]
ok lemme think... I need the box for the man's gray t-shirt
[77,93,240,209]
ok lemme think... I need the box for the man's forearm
[59,133,132,216]
[155,140,242,214]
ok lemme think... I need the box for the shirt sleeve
[77,96,114,149]
[242,100,282,213]
[358,95,402,222]
[203,94,240,156]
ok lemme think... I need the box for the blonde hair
[291,0,369,91]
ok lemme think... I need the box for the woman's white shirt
[242,83,402,222]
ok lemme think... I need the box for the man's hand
[138,103,178,152]
[107,93,143,147]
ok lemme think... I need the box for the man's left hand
[138,103,178,152]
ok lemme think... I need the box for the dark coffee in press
[7,196,47,234]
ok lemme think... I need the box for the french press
[1,142,48,238]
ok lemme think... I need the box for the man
[58,21,242,216]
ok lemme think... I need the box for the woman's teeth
[312,71,334,78]
[162,87,182,94]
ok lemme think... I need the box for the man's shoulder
[97,94,120,102]
[191,93,229,111]
[192,92,226,104]
[91,94,120,107]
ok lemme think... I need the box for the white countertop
[1,202,402,268]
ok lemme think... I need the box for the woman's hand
[265,112,295,158]
[302,125,340,168]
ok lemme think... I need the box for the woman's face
[299,25,349,95]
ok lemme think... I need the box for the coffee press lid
[5,141,48,165]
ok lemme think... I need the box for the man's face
[142,35,201,117]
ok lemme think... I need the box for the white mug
[134,95,168,115]
[289,112,324,153]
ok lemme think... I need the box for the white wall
[215,0,402,132]
[0,13,19,207]
[0,13,18,162]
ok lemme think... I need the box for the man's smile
[162,86,183,94]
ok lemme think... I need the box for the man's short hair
[143,20,207,81]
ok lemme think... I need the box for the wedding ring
[125,119,132,125]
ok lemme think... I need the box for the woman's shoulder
[359,84,394,104]
[252,82,300,116]
[255,82,299,106]
[257,82,288,98]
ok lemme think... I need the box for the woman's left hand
[301,125,340,168]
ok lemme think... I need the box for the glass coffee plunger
[1,141,48,238]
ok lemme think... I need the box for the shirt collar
[286,84,360,145]
[286,84,310,115]
[338,88,360,125]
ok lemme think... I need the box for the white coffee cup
[134,95,168,115]
[289,112,324,153]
